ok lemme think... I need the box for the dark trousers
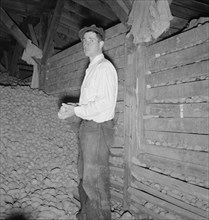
[77,119,115,220]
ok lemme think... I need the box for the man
[58,25,118,220]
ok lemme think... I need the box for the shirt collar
[89,54,104,67]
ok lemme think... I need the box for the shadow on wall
[4,212,32,220]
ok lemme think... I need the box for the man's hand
[58,103,75,119]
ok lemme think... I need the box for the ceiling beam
[0,7,28,48]
[42,0,65,63]
[57,25,78,40]
[72,0,117,21]
[105,0,129,24]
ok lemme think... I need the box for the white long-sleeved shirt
[74,54,118,123]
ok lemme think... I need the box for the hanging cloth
[22,39,43,88]
[127,0,173,44]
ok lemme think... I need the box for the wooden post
[123,35,137,210]
[40,0,65,91]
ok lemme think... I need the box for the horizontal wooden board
[46,59,88,78]
[115,101,124,113]
[131,165,209,200]
[110,179,124,191]
[110,166,124,178]
[131,180,208,218]
[104,45,125,61]
[49,38,125,71]
[48,23,127,63]
[147,23,209,58]
[112,135,124,148]
[144,117,209,134]
[105,23,127,40]
[141,144,209,166]
[149,41,209,73]
[130,198,167,220]
[145,131,209,150]
[137,153,208,181]
[146,103,209,118]
[48,50,87,70]
[48,42,83,64]
[104,33,126,52]
[110,148,124,156]
[146,60,209,87]
[146,79,209,101]
[110,190,123,202]
[128,186,207,220]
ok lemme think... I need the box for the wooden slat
[72,0,117,20]
[110,190,123,202]
[147,21,209,57]
[128,186,207,220]
[42,0,65,63]
[112,135,124,148]
[28,23,38,46]
[105,0,128,24]
[146,79,209,102]
[141,144,209,166]
[0,7,28,48]
[145,131,209,151]
[137,153,209,181]
[130,201,164,220]
[104,33,126,51]
[144,117,209,134]
[131,181,207,218]
[146,103,209,118]
[146,60,209,87]
[149,41,209,72]
[0,62,6,72]
[110,166,124,178]
[48,23,127,63]
[48,34,125,71]
[132,165,209,200]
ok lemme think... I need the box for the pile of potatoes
[0,85,79,220]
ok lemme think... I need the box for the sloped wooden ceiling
[0,0,209,78]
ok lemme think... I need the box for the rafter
[72,0,117,21]
[42,0,65,63]
[105,0,129,24]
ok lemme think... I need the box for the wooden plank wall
[41,23,128,206]
[128,23,209,220]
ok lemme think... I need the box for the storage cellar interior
[0,0,208,220]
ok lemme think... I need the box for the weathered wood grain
[146,60,209,87]
[132,165,208,200]
[132,180,208,218]
[144,118,209,134]
[137,153,208,180]
[146,79,209,101]
[129,186,207,220]
[146,103,209,118]
[145,131,209,150]
[141,144,208,166]
[147,23,209,58]
[149,41,209,73]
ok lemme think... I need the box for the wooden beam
[72,0,117,20]
[132,165,209,200]
[42,0,65,64]
[0,62,6,72]
[105,0,128,24]
[0,7,28,48]
[28,23,38,46]
[144,117,209,134]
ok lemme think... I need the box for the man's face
[82,31,104,58]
